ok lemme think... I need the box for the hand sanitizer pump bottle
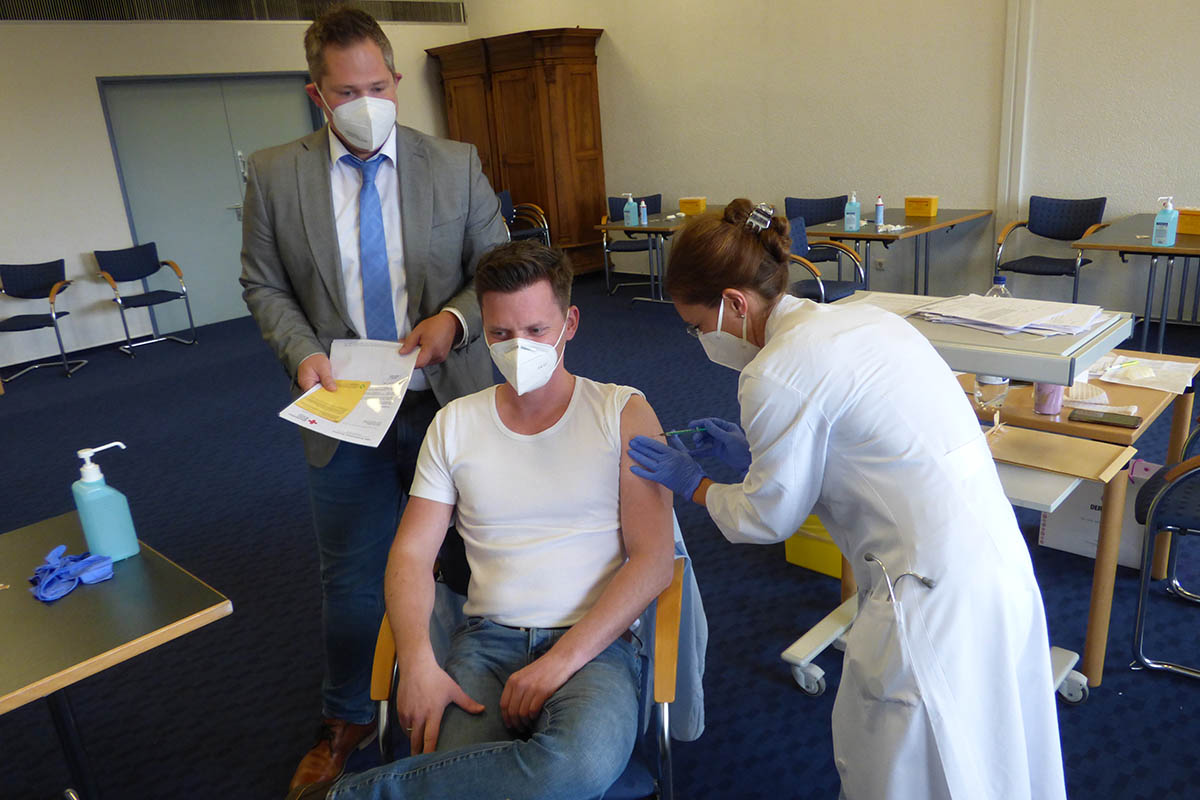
[72,442,140,562]
[622,193,638,226]
[844,191,861,232]
[1153,196,1178,247]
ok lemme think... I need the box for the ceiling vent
[0,1,466,23]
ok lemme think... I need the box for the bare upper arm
[390,496,456,571]
[618,394,674,562]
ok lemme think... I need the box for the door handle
[236,150,248,183]
[226,202,244,222]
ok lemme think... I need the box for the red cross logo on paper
[307,419,318,425]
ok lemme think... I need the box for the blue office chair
[0,259,87,381]
[995,195,1107,303]
[1132,424,1200,680]
[370,532,706,800]
[785,195,848,277]
[603,194,662,295]
[788,217,864,303]
[497,190,551,247]
[94,242,197,356]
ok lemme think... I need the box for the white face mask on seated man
[488,321,567,395]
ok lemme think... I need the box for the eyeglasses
[685,324,701,339]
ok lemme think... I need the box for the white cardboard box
[1037,459,1159,569]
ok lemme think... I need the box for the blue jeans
[308,390,439,724]
[329,619,641,800]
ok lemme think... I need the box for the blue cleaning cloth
[28,545,113,602]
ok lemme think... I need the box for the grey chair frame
[95,247,197,357]
[0,261,87,381]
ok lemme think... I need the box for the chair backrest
[497,190,516,225]
[0,259,66,300]
[607,194,663,221]
[94,242,162,282]
[784,195,847,227]
[788,216,810,258]
[1027,195,1106,241]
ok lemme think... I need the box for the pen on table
[660,426,707,437]
[1113,359,1139,369]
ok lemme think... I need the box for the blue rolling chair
[788,217,864,303]
[0,259,87,381]
[93,242,197,356]
[371,530,706,800]
[1132,425,1200,680]
[995,195,1107,303]
[785,196,848,277]
[497,190,551,247]
[603,194,662,296]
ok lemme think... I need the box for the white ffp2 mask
[318,88,396,153]
[699,300,760,372]
[489,322,568,395]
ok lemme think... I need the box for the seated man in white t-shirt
[287,240,675,800]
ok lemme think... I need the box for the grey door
[102,75,316,334]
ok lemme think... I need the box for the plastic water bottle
[974,276,1013,409]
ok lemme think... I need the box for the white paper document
[1089,353,1196,396]
[278,339,418,448]
[913,294,1105,336]
[854,292,940,317]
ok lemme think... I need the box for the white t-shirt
[410,377,641,627]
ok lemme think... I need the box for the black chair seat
[790,280,858,303]
[1135,466,1200,530]
[608,239,653,253]
[118,289,185,309]
[999,254,1091,277]
[0,312,64,332]
[510,227,546,242]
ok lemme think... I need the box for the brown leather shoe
[289,718,377,789]
[285,778,336,800]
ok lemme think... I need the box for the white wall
[0,19,467,368]
[464,0,1008,294]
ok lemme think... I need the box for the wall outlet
[873,257,886,271]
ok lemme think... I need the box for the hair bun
[722,198,755,227]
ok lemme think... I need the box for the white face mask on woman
[317,87,395,153]
[699,299,760,372]
[489,322,568,395]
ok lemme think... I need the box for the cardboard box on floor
[1038,459,1158,569]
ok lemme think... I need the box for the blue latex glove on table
[628,434,705,500]
[686,417,751,478]
[28,545,113,603]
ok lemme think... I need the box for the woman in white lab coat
[627,199,1067,800]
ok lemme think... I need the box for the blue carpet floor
[2,273,1198,799]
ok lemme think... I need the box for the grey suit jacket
[240,124,508,467]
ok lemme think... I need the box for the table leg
[863,241,871,291]
[1177,257,1190,322]
[1158,256,1175,353]
[48,689,101,799]
[1141,255,1158,352]
[1081,468,1129,687]
[923,234,931,295]
[1152,386,1196,578]
[1191,257,1200,323]
[840,555,857,603]
[913,239,920,295]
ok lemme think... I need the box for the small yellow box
[678,196,707,215]
[905,195,940,217]
[1178,207,1200,236]
[784,515,842,579]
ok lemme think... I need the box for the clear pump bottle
[72,442,140,562]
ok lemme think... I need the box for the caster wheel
[1057,670,1089,705]
[791,664,827,697]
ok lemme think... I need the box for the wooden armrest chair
[94,241,197,356]
[369,556,688,799]
[0,259,87,381]
[498,190,552,247]
[994,195,1107,303]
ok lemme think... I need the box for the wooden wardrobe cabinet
[427,28,606,273]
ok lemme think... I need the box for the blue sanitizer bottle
[844,191,861,231]
[72,442,140,562]
[622,193,638,226]
[1153,196,1178,247]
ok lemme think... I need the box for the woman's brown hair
[665,198,792,306]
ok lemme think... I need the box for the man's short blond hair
[304,5,396,87]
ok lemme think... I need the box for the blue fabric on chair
[0,312,68,332]
[787,216,860,302]
[93,242,163,282]
[1026,195,1107,241]
[998,254,1093,277]
[119,289,185,309]
[94,241,198,355]
[785,196,847,264]
[1135,465,1200,530]
[498,190,550,244]
[0,259,86,379]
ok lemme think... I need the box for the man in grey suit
[239,7,507,788]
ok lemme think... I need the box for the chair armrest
[807,239,861,266]
[653,557,686,705]
[1080,222,1108,239]
[161,259,184,279]
[787,254,822,279]
[370,614,396,702]
[996,220,1027,246]
[515,202,549,227]
[48,280,71,304]
[97,271,120,293]
[1163,454,1200,483]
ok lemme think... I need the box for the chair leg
[656,701,673,800]
[50,316,86,377]
[604,248,614,295]
[1165,534,1200,603]
[164,295,198,346]
[115,300,136,357]
[1072,271,1080,304]
[1132,525,1200,679]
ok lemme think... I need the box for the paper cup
[1033,382,1065,415]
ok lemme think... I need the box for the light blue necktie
[342,153,398,341]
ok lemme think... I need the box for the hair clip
[745,203,774,233]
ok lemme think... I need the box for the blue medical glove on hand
[628,435,705,500]
[689,417,752,477]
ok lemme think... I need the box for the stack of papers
[912,295,1106,336]
[1088,354,1196,395]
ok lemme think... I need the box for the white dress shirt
[329,127,466,391]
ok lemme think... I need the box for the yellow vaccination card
[294,380,370,423]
